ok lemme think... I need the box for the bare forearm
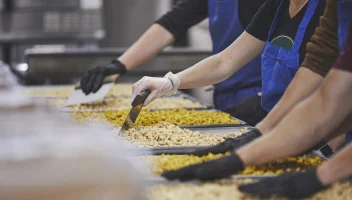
[257,68,324,133]
[318,143,352,185]
[177,32,265,89]
[238,69,352,166]
[118,24,175,70]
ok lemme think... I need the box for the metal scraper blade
[64,83,114,106]
[64,74,119,106]
[118,104,143,135]
[118,89,151,135]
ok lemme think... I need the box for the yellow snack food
[25,84,133,98]
[105,109,241,126]
[147,154,323,176]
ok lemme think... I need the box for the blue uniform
[261,0,319,111]
[337,0,352,144]
[208,0,262,111]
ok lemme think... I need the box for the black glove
[80,60,127,95]
[225,95,268,126]
[239,168,327,199]
[190,129,262,156]
[161,153,244,181]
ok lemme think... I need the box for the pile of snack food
[118,122,246,147]
[72,109,241,126]
[145,153,323,176]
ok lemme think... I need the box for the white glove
[132,72,180,106]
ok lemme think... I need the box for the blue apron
[208,0,262,111]
[261,0,319,111]
[337,0,352,143]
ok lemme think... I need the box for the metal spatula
[64,74,120,106]
[118,89,151,135]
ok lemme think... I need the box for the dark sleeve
[238,0,267,29]
[155,0,208,41]
[245,0,279,41]
[334,22,352,73]
[301,0,339,77]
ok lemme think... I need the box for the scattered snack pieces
[146,179,254,200]
[146,154,323,176]
[45,98,205,112]
[145,179,352,200]
[25,86,74,98]
[45,97,131,112]
[71,112,108,124]
[120,122,246,147]
[105,109,241,126]
[25,84,133,98]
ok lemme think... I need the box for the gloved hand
[80,60,127,95]
[162,153,244,181]
[225,95,268,126]
[190,129,262,156]
[239,168,327,199]
[132,72,180,105]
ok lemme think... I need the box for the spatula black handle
[131,89,151,107]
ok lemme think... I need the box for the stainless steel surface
[143,176,271,186]
[187,126,253,134]
[25,48,212,84]
[100,0,170,48]
[0,0,103,63]
[144,175,276,187]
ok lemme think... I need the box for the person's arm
[256,68,324,132]
[81,0,208,94]
[118,24,174,70]
[238,68,352,166]
[317,142,352,185]
[256,0,338,133]
[177,32,265,89]
[120,0,208,70]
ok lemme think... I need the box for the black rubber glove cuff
[111,59,127,75]
[239,168,327,198]
[190,128,262,156]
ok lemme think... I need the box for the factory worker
[132,0,326,125]
[0,66,145,200]
[188,0,342,156]
[239,18,352,198]
[162,13,352,199]
[80,0,265,117]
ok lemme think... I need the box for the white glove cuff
[164,72,180,96]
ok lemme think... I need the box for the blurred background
[0,0,213,104]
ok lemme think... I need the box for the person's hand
[80,60,127,95]
[239,168,327,198]
[162,153,244,181]
[190,129,262,156]
[225,95,267,126]
[132,72,180,105]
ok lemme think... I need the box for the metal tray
[143,176,269,186]
[122,126,253,155]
